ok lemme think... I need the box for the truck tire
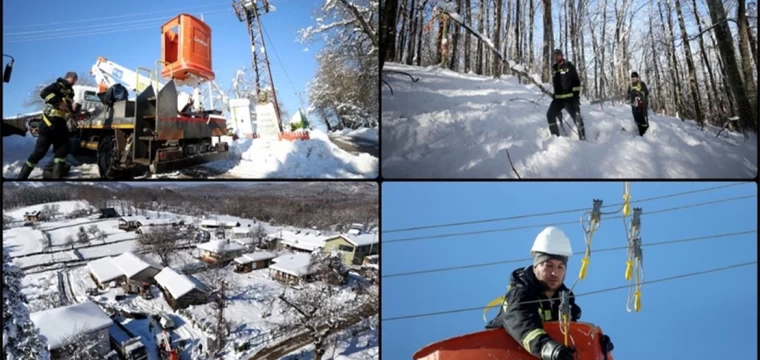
[97,135,120,179]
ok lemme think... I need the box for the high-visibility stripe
[26,161,36,167]
[44,93,56,102]
[54,158,66,163]
[48,109,67,118]
[522,328,547,351]
[572,86,582,91]
[555,93,574,99]
[42,114,52,127]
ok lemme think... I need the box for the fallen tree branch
[438,5,553,97]
[504,148,521,179]
[383,70,420,82]
[382,79,394,95]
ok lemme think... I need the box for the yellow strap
[42,114,53,127]
[562,313,569,346]
[555,93,574,99]
[522,328,547,351]
[44,93,56,102]
[483,295,506,323]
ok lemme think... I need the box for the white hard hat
[531,226,573,257]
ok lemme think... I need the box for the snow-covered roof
[326,233,378,247]
[233,251,278,264]
[232,227,251,234]
[270,252,314,277]
[271,230,326,252]
[30,301,113,350]
[200,219,240,227]
[87,257,124,283]
[111,252,161,278]
[196,239,245,254]
[25,210,41,216]
[154,267,208,299]
[119,216,177,226]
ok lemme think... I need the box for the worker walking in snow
[485,227,613,360]
[17,72,79,179]
[546,49,586,141]
[627,72,650,136]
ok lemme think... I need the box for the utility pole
[232,0,283,132]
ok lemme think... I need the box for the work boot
[51,163,66,179]
[17,163,34,179]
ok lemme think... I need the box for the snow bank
[382,62,758,178]
[2,134,100,178]
[332,127,379,143]
[206,129,378,178]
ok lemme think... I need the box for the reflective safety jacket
[40,78,75,125]
[486,266,582,357]
[628,80,650,105]
[551,60,582,100]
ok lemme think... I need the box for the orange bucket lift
[413,321,614,360]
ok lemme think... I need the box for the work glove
[540,339,576,360]
[600,334,614,353]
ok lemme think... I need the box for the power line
[3,9,231,43]
[382,229,756,278]
[261,25,300,97]
[2,1,230,29]
[383,183,749,234]
[383,194,757,244]
[381,261,758,322]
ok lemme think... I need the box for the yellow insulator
[579,257,589,280]
[623,194,631,217]
[562,313,569,345]
[634,291,642,312]
[625,259,632,280]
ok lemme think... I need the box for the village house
[233,251,279,273]
[199,219,241,231]
[153,267,209,310]
[266,230,326,253]
[119,216,183,232]
[30,301,113,359]
[97,208,120,219]
[269,252,317,285]
[86,252,163,291]
[24,210,41,223]
[196,239,246,264]
[323,229,378,266]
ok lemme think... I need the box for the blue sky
[382,182,758,359]
[2,0,324,118]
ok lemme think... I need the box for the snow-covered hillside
[382,63,758,178]
[2,130,378,179]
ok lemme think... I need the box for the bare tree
[2,214,12,229]
[541,0,553,82]
[136,226,180,267]
[86,225,100,240]
[28,291,61,312]
[252,224,268,247]
[96,231,108,245]
[65,235,76,250]
[77,226,90,245]
[277,252,376,360]
[56,327,108,360]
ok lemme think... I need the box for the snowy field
[381,62,758,178]
[3,130,378,179]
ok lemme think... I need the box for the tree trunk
[464,0,472,72]
[405,0,417,65]
[691,0,720,117]
[588,4,599,98]
[528,0,535,74]
[745,15,758,72]
[485,0,491,76]
[737,0,757,114]
[674,0,704,125]
[599,0,607,98]
[542,0,553,82]
[476,0,485,74]
[493,0,503,76]
[381,0,398,68]
[397,0,408,62]
[706,0,757,131]
[515,0,521,82]
[414,0,427,66]
[658,1,679,117]
[436,14,444,65]
[578,0,587,96]
[450,0,462,70]
[664,0,684,116]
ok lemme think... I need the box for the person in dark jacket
[17,72,78,179]
[627,71,650,136]
[546,49,586,140]
[486,227,613,360]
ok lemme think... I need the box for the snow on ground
[331,128,379,143]
[3,129,378,179]
[382,62,758,178]
[12,251,79,268]
[4,200,93,221]
[3,227,45,256]
[46,219,133,247]
[282,316,378,360]
[204,130,378,178]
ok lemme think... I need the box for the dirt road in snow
[329,134,379,158]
